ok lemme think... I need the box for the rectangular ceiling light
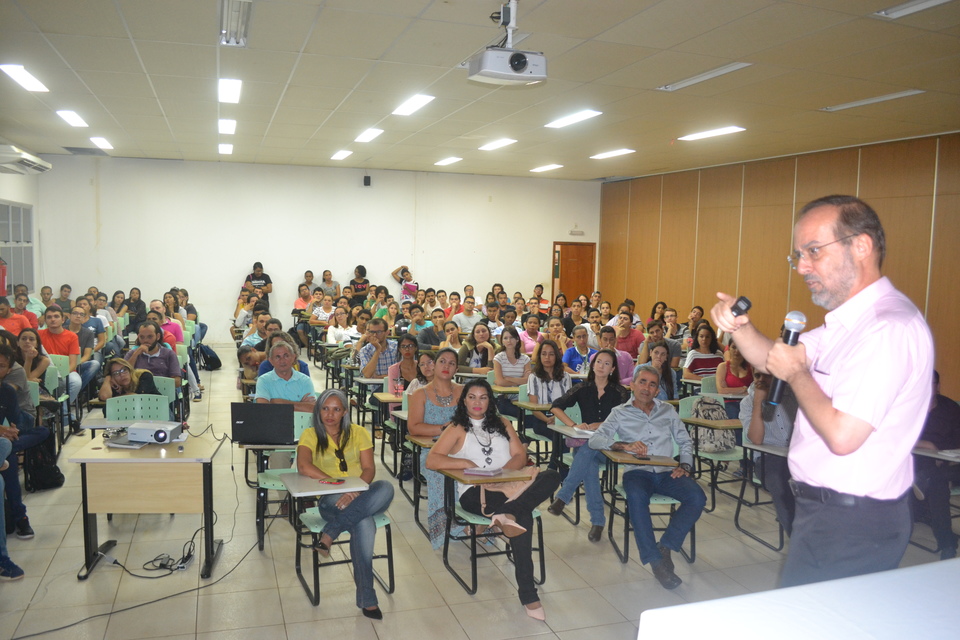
[218,119,237,134]
[545,110,601,129]
[56,110,88,127]
[874,0,953,19]
[218,78,242,103]
[530,164,563,172]
[590,148,635,159]
[90,137,113,150]
[0,65,48,92]
[392,94,435,116]
[434,157,462,166]
[355,128,383,142]
[678,126,745,141]
[819,89,925,112]
[219,143,234,154]
[331,150,353,160]
[219,0,252,46]
[656,62,752,92]
[479,138,517,151]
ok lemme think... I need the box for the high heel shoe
[362,606,383,620]
[524,602,546,621]
[490,513,526,538]
[313,536,331,558]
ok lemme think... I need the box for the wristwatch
[678,463,692,473]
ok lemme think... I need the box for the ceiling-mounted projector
[467,47,547,85]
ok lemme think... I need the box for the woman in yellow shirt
[296,388,394,620]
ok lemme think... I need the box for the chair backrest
[294,411,313,440]
[153,375,177,406]
[176,344,188,360]
[518,383,528,402]
[43,366,60,394]
[485,370,496,385]
[106,394,169,421]
[401,391,409,412]
[679,395,700,419]
[27,380,39,407]
[185,319,196,333]
[564,402,582,424]
[49,354,71,379]
[700,375,718,394]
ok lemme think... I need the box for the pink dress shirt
[789,277,933,499]
[519,330,544,355]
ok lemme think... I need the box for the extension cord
[178,552,194,570]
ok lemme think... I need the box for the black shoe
[587,525,603,542]
[652,559,682,590]
[15,517,34,540]
[657,543,674,573]
[547,498,566,516]
[362,606,383,620]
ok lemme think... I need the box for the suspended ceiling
[0,0,958,181]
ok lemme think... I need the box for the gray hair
[799,195,886,268]
[632,363,661,383]
[267,340,297,359]
[311,388,352,454]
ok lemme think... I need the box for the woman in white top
[526,339,573,440]
[439,320,463,351]
[493,326,532,418]
[406,351,436,394]
[325,307,359,344]
[426,379,560,621]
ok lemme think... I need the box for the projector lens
[155,430,167,443]
[509,53,527,72]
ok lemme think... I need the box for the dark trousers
[2,422,50,522]
[459,469,560,605]
[622,469,706,566]
[758,455,795,536]
[913,457,959,556]
[781,482,911,587]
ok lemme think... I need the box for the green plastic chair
[700,375,718,394]
[255,411,313,550]
[106,394,169,421]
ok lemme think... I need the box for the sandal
[313,540,331,558]
[490,513,526,538]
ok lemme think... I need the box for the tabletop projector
[128,422,182,444]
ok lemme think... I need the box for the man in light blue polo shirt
[255,341,316,412]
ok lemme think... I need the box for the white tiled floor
[0,345,944,639]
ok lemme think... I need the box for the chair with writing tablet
[39,366,71,450]
[256,411,313,550]
[679,395,743,512]
[380,391,408,477]
[106,394,169,422]
[607,441,696,564]
[514,383,552,468]
[699,375,718,394]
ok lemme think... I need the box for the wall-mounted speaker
[363,176,371,187]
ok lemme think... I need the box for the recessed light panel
[434,157,462,166]
[218,78,242,103]
[218,119,237,134]
[355,128,383,142]
[57,111,88,127]
[530,164,562,172]
[590,148,634,160]
[331,150,353,160]
[0,65,48,92]
[219,144,234,154]
[545,110,601,129]
[678,126,745,141]
[90,137,113,150]
[392,94,434,116]
[479,138,516,151]
[874,0,953,19]
[819,90,924,112]
[656,62,752,92]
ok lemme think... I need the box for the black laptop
[230,402,297,445]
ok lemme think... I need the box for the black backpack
[23,432,65,492]
[196,344,222,371]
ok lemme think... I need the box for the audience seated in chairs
[125,320,181,390]
[0,343,50,542]
[98,357,162,401]
[254,341,316,413]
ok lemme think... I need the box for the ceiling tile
[303,8,412,59]
[136,42,217,78]
[119,0,218,45]
[521,0,657,40]
[547,41,659,83]
[46,35,142,73]
[19,0,128,38]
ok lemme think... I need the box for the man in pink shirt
[711,195,933,587]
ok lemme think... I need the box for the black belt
[788,480,906,507]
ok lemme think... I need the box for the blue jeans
[317,480,394,608]
[0,438,9,557]
[622,469,705,566]
[2,419,49,522]
[556,446,606,526]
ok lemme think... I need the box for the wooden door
[552,242,596,304]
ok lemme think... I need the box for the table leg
[200,462,223,579]
[77,463,116,580]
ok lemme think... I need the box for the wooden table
[491,385,520,395]
[69,433,224,580]
[280,474,370,606]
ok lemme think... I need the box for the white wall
[0,171,40,207]
[37,156,600,342]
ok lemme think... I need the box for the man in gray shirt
[452,295,481,333]
[589,365,705,590]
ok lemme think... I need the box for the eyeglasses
[109,370,130,377]
[400,343,417,350]
[333,447,348,473]
[787,234,856,270]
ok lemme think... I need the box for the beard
[807,249,856,311]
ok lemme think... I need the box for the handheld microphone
[767,311,807,406]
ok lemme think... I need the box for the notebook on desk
[230,402,297,445]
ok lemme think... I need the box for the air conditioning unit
[0,145,52,175]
